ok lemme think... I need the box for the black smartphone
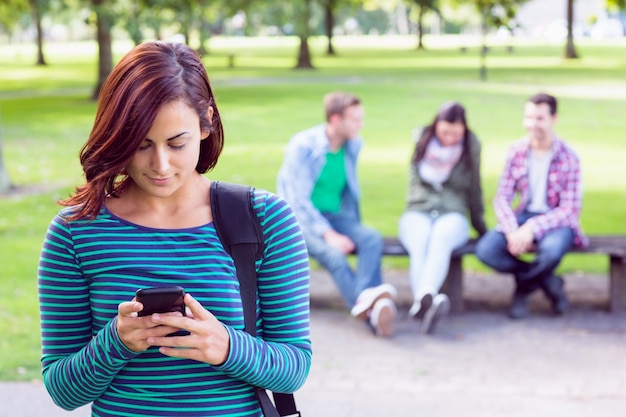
[136,286,186,317]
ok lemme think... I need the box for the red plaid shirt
[494,136,588,247]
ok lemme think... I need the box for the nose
[151,147,170,174]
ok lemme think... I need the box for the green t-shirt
[311,147,346,213]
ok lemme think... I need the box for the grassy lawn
[1,34,625,381]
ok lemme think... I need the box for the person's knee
[476,231,508,264]
[359,227,383,252]
[369,227,383,247]
[474,234,491,263]
[538,230,574,260]
[535,246,566,267]
[314,247,349,272]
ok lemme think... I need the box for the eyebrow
[144,132,189,142]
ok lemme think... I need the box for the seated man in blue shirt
[277,91,397,337]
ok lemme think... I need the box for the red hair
[61,41,224,219]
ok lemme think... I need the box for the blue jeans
[475,210,574,292]
[302,212,383,308]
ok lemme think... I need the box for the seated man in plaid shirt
[475,92,587,319]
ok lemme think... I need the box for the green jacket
[405,128,487,236]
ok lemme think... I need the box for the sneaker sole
[421,296,450,335]
[351,284,396,320]
[372,300,396,337]
[409,293,433,320]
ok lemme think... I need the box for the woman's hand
[146,294,231,365]
[116,300,184,352]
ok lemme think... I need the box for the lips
[148,177,171,186]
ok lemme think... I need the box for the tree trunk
[564,0,579,58]
[92,0,114,100]
[324,3,335,56]
[296,35,314,69]
[31,0,46,65]
[416,6,425,49]
[0,120,13,194]
[479,6,488,81]
[197,6,211,56]
[295,0,314,69]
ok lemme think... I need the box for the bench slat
[379,234,626,313]
[382,235,626,257]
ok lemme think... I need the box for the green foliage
[606,0,626,12]
[454,0,530,31]
[0,0,29,33]
[1,36,626,381]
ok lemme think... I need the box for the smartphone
[136,286,186,317]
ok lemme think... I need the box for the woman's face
[124,100,212,199]
[435,120,465,147]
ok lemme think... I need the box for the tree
[296,0,315,68]
[121,0,143,45]
[564,0,578,58]
[454,0,529,80]
[408,0,440,49]
[319,0,361,56]
[29,0,48,65]
[91,0,113,100]
[606,0,626,11]
[222,0,315,68]
[321,0,338,55]
[0,110,13,195]
[0,0,29,39]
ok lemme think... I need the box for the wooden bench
[381,235,626,313]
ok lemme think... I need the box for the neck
[530,134,554,152]
[326,125,346,151]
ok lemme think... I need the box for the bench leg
[441,257,464,313]
[609,255,626,312]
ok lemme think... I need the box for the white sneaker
[420,293,450,335]
[408,292,433,320]
[350,283,397,320]
[369,298,397,337]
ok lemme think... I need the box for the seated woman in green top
[398,101,487,334]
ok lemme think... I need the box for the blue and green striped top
[38,189,312,417]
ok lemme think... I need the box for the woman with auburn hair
[398,101,487,335]
[37,41,311,416]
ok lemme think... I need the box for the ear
[328,112,342,126]
[200,106,215,140]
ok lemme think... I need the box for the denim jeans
[302,212,383,308]
[398,211,469,297]
[475,210,574,292]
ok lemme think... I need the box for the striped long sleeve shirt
[38,189,312,417]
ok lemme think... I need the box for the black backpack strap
[210,181,264,259]
[210,181,264,334]
[272,393,300,416]
[210,181,300,417]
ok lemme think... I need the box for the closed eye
[138,132,189,151]
[170,142,186,151]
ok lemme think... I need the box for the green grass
[1,34,626,381]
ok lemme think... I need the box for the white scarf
[418,137,463,190]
